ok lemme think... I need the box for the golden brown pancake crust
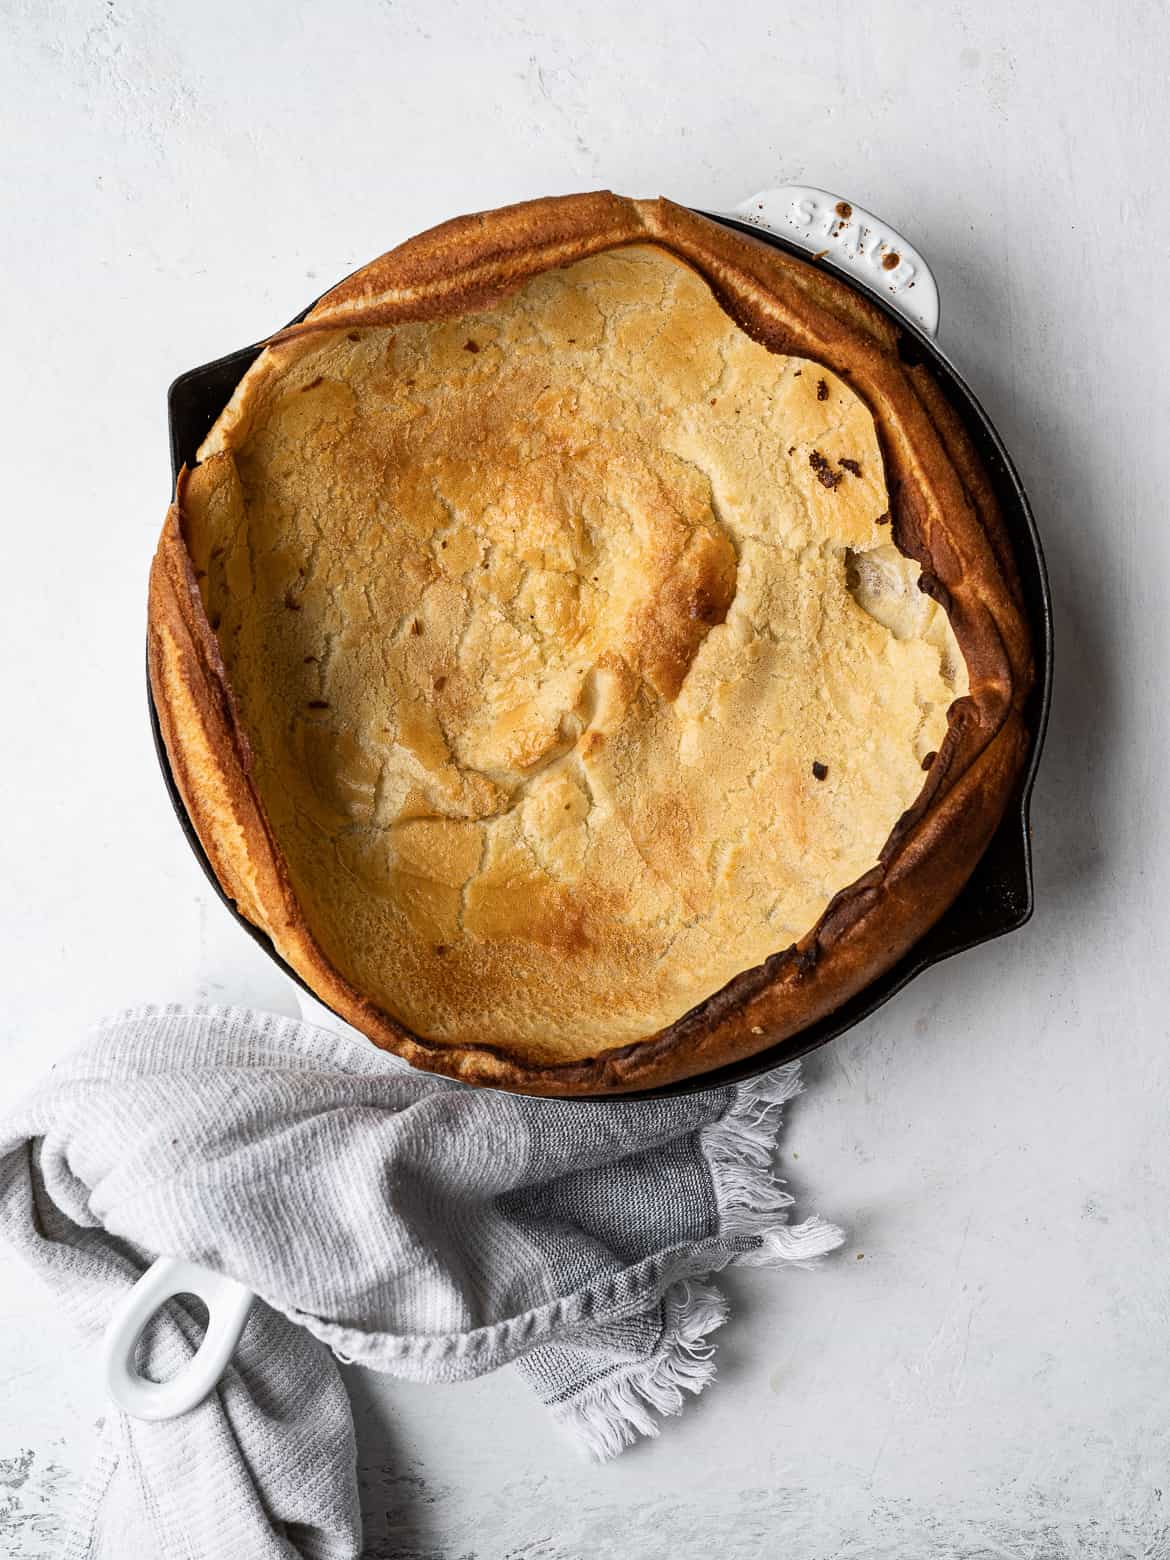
[148,193,1033,1095]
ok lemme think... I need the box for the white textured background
[2,1,1167,1555]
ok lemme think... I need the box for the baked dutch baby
[148,193,1033,1094]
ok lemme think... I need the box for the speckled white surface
[2,1,1168,1555]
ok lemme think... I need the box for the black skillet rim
[150,206,1053,1100]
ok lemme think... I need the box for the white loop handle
[101,1256,254,1421]
[726,185,941,338]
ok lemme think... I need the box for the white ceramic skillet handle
[727,185,941,338]
[100,990,346,1420]
[102,1255,253,1421]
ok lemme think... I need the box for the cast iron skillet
[149,209,1053,1099]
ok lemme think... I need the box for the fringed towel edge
[703,1063,846,1267]
[550,1278,728,1461]
[553,1065,845,1459]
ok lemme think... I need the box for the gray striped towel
[0,1005,843,1559]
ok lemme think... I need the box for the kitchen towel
[0,1004,843,1560]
